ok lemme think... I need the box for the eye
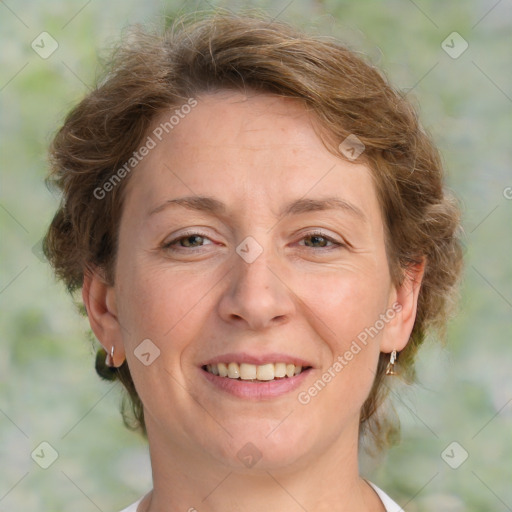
[162,231,214,250]
[161,230,345,252]
[298,231,344,249]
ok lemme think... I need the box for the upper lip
[201,352,314,368]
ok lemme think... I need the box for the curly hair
[43,10,463,450]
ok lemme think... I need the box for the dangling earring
[105,346,115,367]
[385,350,397,375]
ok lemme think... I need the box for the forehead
[123,91,380,225]
[148,91,329,169]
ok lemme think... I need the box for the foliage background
[1,0,511,510]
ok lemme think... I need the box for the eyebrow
[148,195,366,221]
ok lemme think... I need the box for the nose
[217,243,295,331]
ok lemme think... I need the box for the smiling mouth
[202,362,312,382]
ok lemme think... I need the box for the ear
[380,259,426,354]
[82,269,126,366]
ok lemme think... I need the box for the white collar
[120,482,404,512]
[367,480,405,512]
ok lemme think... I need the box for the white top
[367,481,405,511]
[119,481,403,511]
[119,497,143,512]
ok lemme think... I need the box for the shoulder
[366,481,405,512]
[118,497,143,512]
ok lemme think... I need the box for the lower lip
[200,367,313,399]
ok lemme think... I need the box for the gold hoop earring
[105,346,115,367]
[385,350,397,375]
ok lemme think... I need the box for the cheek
[115,257,221,359]
[297,262,391,343]
[292,266,389,400]
[114,262,216,410]
[120,272,187,331]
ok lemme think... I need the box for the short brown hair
[43,10,463,450]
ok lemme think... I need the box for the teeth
[207,364,219,376]
[217,362,228,377]
[227,362,240,379]
[240,363,257,380]
[274,362,286,378]
[257,363,274,381]
[205,362,308,381]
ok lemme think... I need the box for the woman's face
[100,91,417,471]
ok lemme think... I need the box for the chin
[208,421,318,472]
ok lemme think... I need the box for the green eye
[177,234,206,247]
[299,231,343,249]
[163,232,213,250]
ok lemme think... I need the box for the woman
[43,10,463,512]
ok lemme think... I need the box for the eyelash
[162,230,345,252]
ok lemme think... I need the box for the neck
[141,418,384,512]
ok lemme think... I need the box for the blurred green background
[1,0,511,510]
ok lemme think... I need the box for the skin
[83,90,424,512]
